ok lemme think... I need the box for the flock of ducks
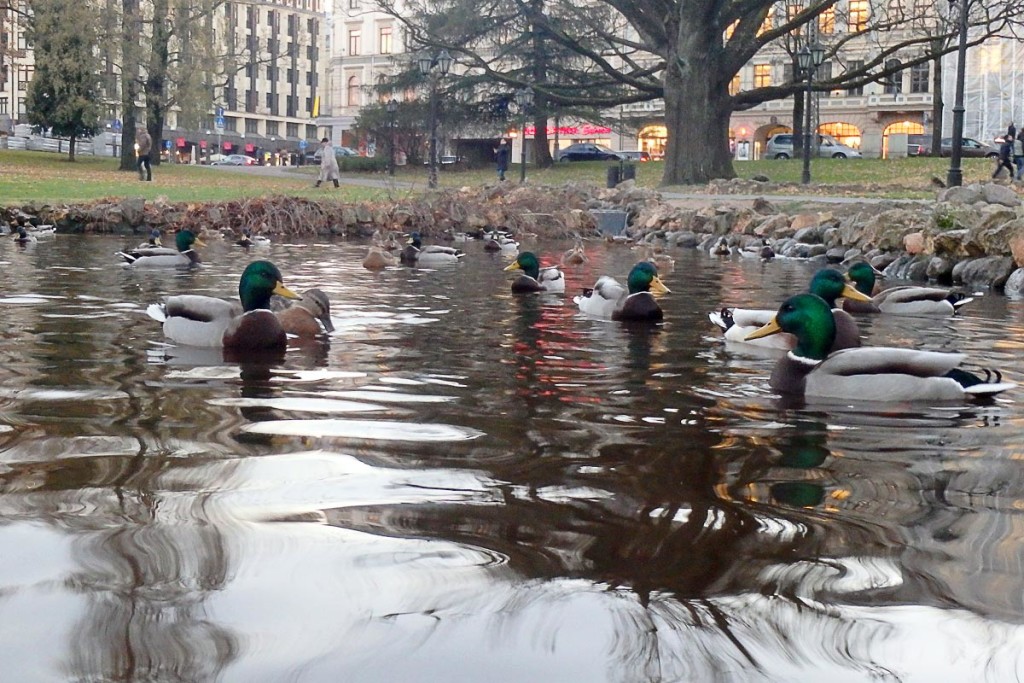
[14,220,1009,404]
[709,262,1013,403]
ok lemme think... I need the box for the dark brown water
[3,234,1024,682]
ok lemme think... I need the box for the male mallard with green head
[575,261,670,321]
[503,252,565,293]
[844,261,972,316]
[119,229,204,268]
[746,293,1013,402]
[148,260,300,349]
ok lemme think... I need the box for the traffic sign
[216,106,224,117]
[214,115,225,132]
[111,119,122,133]
[298,139,308,150]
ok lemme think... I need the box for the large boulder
[937,185,984,205]
[954,256,1016,289]
[963,215,1024,257]
[981,183,1022,207]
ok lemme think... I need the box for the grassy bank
[1,147,1006,205]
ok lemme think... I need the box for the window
[306,71,316,86]
[819,122,862,148]
[846,60,864,95]
[288,14,296,35]
[848,0,869,31]
[783,63,794,84]
[306,124,317,139]
[818,6,835,34]
[267,10,274,27]
[347,75,360,106]
[0,97,7,114]
[246,6,254,26]
[17,31,31,50]
[379,25,392,54]
[266,92,277,113]
[348,0,358,9]
[245,64,253,78]
[244,89,256,112]
[728,73,741,96]
[308,18,316,33]
[348,28,361,55]
[245,118,259,133]
[754,64,771,88]
[910,61,929,93]
[307,46,318,60]
[266,65,275,80]
[286,122,299,137]
[17,65,32,90]
[786,3,802,35]
[884,59,903,94]
[266,121,279,136]
[818,61,832,97]
[287,68,295,84]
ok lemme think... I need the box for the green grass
[1,147,1005,205]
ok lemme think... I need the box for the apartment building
[0,0,328,162]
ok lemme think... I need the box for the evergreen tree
[25,0,103,162]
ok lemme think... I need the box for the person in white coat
[314,138,340,188]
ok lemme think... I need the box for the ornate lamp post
[797,42,826,185]
[514,87,533,183]
[386,98,398,176]
[416,50,453,189]
[947,0,970,188]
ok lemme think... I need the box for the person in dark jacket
[993,137,1014,179]
[494,139,511,181]
[136,126,153,181]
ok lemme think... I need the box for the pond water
[2,234,1024,682]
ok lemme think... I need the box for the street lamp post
[797,42,826,185]
[386,98,398,176]
[947,0,970,188]
[515,87,533,183]
[417,50,453,189]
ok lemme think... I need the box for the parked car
[206,153,229,164]
[618,150,652,161]
[211,154,256,166]
[555,143,623,162]
[764,133,863,159]
[904,135,999,158]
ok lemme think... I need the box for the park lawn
[0,150,391,204]
[2,147,1006,205]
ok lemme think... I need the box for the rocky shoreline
[4,179,1024,293]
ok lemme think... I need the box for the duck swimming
[147,260,300,349]
[574,261,670,321]
[745,292,1014,402]
[710,268,871,352]
[400,232,464,266]
[119,229,204,268]
[271,288,334,338]
[844,261,972,316]
[503,252,565,293]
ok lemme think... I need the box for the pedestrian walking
[494,139,511,182]
[314,138,340,188]
[1015,130,1024,181]
[993,136,1014,180]
[136,126,152,181]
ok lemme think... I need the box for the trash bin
[622,164,636,181]
[606,166,620,188]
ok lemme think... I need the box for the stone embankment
[4,179,1024,292]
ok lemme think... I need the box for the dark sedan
[906,135,999,158]
[556,143,623,162]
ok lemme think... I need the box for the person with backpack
[1014,130,1024,181]
[993,135,1014,180]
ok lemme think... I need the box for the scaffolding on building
[943,36,1024,143]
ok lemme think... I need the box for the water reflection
[1,235,1023,680]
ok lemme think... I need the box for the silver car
[765,133,863,159]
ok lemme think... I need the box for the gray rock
[825,247,847,263]
[926,256,955,284]
[843,248,864,262]
[937,185,984,205]
[956,255,1016,289]
[807,244,828,257]
[905,255,931,281]
[793,226,823,244]
[674,232,699,248]
[1004,268,1024,296]
[981,183,1021,207]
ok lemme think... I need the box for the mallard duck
[710,268,871,352]
[574,261,670,320]
[119,229,204,268]
[561,241,587,266]
[135,228,162,250]
[13,226,37,244]
[147,260,300,349]
[713,238,731,256]
[237,229,271,248]
[400,232,465,266]
[844,261,972,316]
[503,252,565,293]
[271,288,334,338]
[745,292,1014,402]
[483,231,519,253]
[363,245,396,270]
[26,224,56,239]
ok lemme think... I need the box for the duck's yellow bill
[745,317,782,340]
[193,237,207,247]
[274,282,301,300]
[503,261,523,272]
[650,276,671,295]
[841,283,872,302]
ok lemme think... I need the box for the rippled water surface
[3,234,1024,682]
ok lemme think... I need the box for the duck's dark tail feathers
[947,367,1015,398]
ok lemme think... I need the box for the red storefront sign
[244,143,255,152]
[522,124,612,137]
[176,137,186,148]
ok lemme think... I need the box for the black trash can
[622,163,636,181]
[606,166,620,188]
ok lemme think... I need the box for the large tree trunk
[146,0,170,166]
[118,0,139,171]
[931,46,944,156]
[661,57,735,185]
[532,113,551,168]
[68,134,77,162]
